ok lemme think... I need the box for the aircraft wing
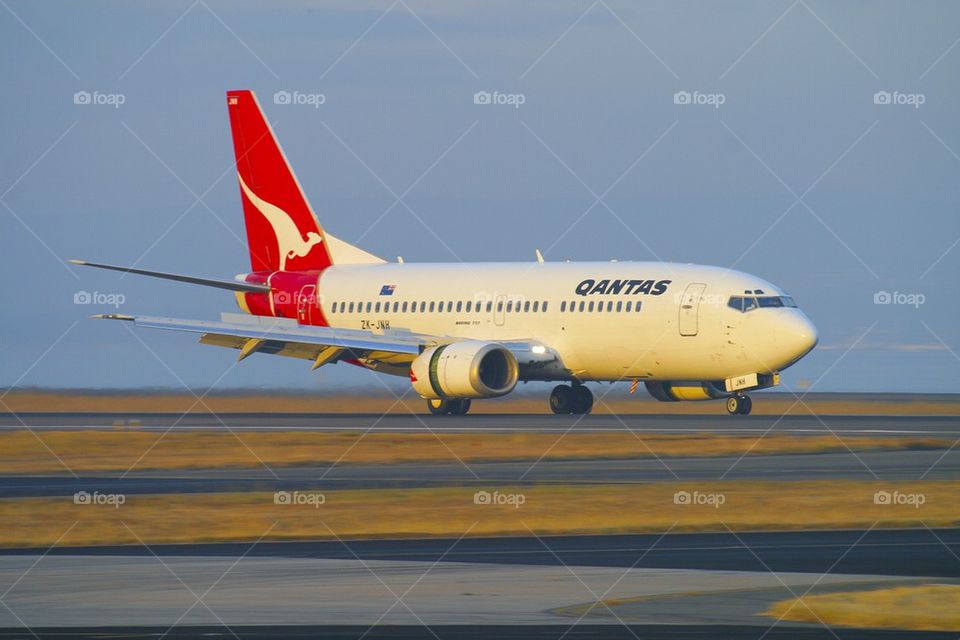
[94,312,562,376]
[95,312,428,373]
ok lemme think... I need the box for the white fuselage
[308,261,818,383]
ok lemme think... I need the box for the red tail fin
[226,90,332,273]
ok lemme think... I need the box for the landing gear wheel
[571,385,594,415]
[427,398,451,415]
[450,399,471,415]
[726,395,752,415]
[737,395,752,415]
[550,385,574,415]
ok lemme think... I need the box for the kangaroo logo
[238,174,323,270]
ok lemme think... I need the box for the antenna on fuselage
[535,249,544,264]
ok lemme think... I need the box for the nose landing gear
[726,394,752,415]
[550,384,594,415]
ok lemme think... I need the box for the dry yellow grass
[766,584,960,631]
[4,390,960,416]
[0,430,950,473]
[1,481,956,548]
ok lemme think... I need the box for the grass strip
[1,481,956,548]
[766,584,960,631]
[0,430,950,473]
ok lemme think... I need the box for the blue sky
[1,0,958,393]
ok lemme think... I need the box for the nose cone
[776,311,818,362]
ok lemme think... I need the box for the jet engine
[411,341,519,399]
[645,381,728,402]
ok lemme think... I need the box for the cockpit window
[727,295,797,312]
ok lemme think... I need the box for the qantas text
[575,279,672,296]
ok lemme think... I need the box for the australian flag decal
[379,284,396,296]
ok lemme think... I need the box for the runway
[3,412,959,436]
[3,448,958,498]
[6,529,958,577]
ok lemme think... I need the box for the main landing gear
[550,384,594,415]
[426,398,471,416]
[726,394,752,415]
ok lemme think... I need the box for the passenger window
[486,301,493,313]
[466,301,472,312]
[543,301,548,312]
[598,301,604,312]
[401,302,407,312]
[507,301,513,312]
[635,301,642,312]
[348,302,354,313]
[363,302,370,313]
[523,301,530,312]
[560,301,566,312]
[332,302,338,313]
[579,301,585,312]
[375,302,381,313]
[607,301,613,312]
[456,301,462,312]
[616,301,622,312]
[588,301,594,312]
[447,301,453,312]
[533,301,539,312]
[392,302,399,312]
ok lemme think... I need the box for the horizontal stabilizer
[69,259,271,293]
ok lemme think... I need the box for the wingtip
[67,259,86,265]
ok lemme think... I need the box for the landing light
[531,345,546,354]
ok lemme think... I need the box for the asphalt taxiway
[3,447,958,499]
[0,530,957,635]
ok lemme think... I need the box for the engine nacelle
[645,381,728,402]
[411,341,519,399]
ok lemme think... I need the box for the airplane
[72,89,818,416]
